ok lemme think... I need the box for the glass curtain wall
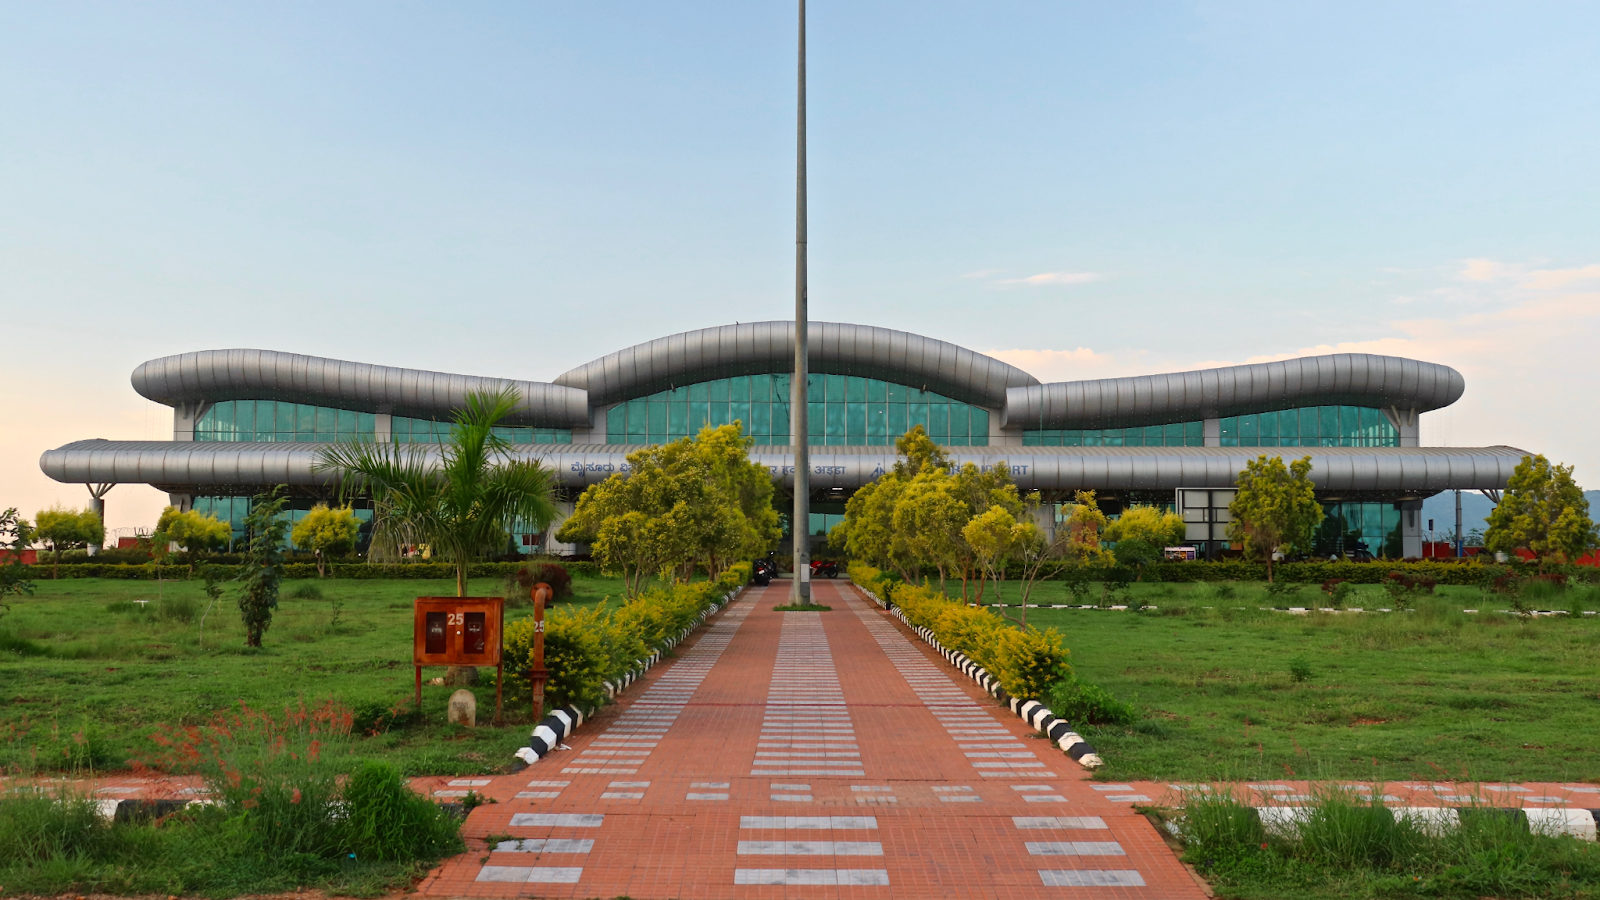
[1221,406,1396,447]
[192,496,375,551]
[605,374,991,447]
[1023,406,1397,448]
[196,400,373,442]
[193,400,570,444]
[1026,421,1205,447]
[390,417,570,445]
[1314,501,1403,559]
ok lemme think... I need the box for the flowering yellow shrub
[848,561,1070,701]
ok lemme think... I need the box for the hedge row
[1004,559,1594,587]
[850,562,1070,701]
[500,564,750,711]
[28,560,603,581]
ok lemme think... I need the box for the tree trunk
[316,550,326,578]
[456,559,468,598]
[1266,555,1274,584]
[53,546,60,580]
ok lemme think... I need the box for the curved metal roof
[131,349,590,428]
[41,439,1525,493]
[1002,353,1465,430]
[552,321,1041,408]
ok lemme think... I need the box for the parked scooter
[751,558,777,586]
[809,559,839,579]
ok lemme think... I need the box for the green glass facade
[605,374,991,447]
[1315,501,1403,559]
[192,496,375,550]
[390,416,569,445]
[1221,406,1396,448]
[1023,406,1397,448]
[196,400,374,442]
[194,400,570,444]
[1025,421,1206,447]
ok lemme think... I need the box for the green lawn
[0,573,635,775]
[994,580,1600,783]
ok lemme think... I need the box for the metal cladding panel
[1001,352,1466,430]
[129,349,589,428]
[38,441,1531,494]
[552,321,1039,408]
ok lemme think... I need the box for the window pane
[729,401,750,433]
[806,373,823,403]
[1220,417,1239,446]
[867,404,886,437]
[867,378,887,402]
[888,404,907,436]
[928,403,948,440]
[847,376,866,402]
[810,401,827,438]
[886,382,909,403]
[315,406,335,433]
[668,402,688,436]
[772,374,791,403]
[709,378,728,401]
[824,374,845,402]
[751,402,771,436]
[607,405,626,442]
[648,401,667,437]
[254,401,274,436]
[1340,406,1359,445]
[847,401,866,440]
[1240,414,1258,445]
[970,408,989,444]
[948,405,969,440]
[710,402,730,428]
[729,375,749,402]
[687,382,707,402]
[1300,408,1320,443]
[908,402,929,433]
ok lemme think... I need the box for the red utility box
[413,597,504,719]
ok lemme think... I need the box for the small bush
[1047,677,1137,726]
[286,582,325,600]
[159,595,199,622]
[1264,581,1300,601]
[1288,656,1313,682]
[1331,581,1358,608]
[341,761,464,862]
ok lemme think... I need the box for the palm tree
[314,387,558,598]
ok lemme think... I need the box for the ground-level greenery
[0,574,633,774]
[1006,580,1600,783]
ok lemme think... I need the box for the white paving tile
[1038,870,1146,887]
[475,865,583,883]
[734,869,890,885]
[737,841,884,855]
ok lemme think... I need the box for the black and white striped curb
[979,602,1598,617]
[1235,805,1599,841]
[854,586,1103,769]
[513,587,744,766]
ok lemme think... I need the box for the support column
[1203,418,1221,447]
[374,410,392,444]
[1397,499,1424,559]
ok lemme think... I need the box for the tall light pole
[790,0,811,606]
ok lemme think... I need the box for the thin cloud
[999,271,1104,286]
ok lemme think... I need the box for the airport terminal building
[40,321,1526,559]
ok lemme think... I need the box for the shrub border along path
[513,584,746,767]
[852,583,1103,769]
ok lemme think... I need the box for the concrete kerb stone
[1247,804,1599,842]
[853,585,1103,770]
[513,587,745,766]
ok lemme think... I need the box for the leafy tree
[238,487,289,648]
[290,504,362,577]
[0,508,36,606]
[32,505,104,578]
[316,387,558,597]
[1104,505,1186,571]
[155,506,232,572]
[894,468,969,593]
[1061,491,1115,567]
[1227,454,1324,583]
[1485,454,1598,571]
[557,422,779,596]
[962,505,1041,619]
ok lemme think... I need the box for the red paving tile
[412,580,1210,899]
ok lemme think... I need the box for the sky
[2,1,1597,533]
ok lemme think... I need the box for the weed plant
[0,701,466,896]
[1177,786,1600,898]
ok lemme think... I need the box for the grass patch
[982,579,1600,782]
[1174,785,1600,898]
[0,704,463,896]
[0,574,639,774]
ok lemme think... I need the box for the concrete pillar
[1383,407,1420,447]
[1397,499,1424,559]
[374,412,392,444]
[569,405,607,445]
[172,402,206,442]
[986,406,1020,446]
[1203,418,1221,447]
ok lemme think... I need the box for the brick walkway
[414,580,1207,899]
